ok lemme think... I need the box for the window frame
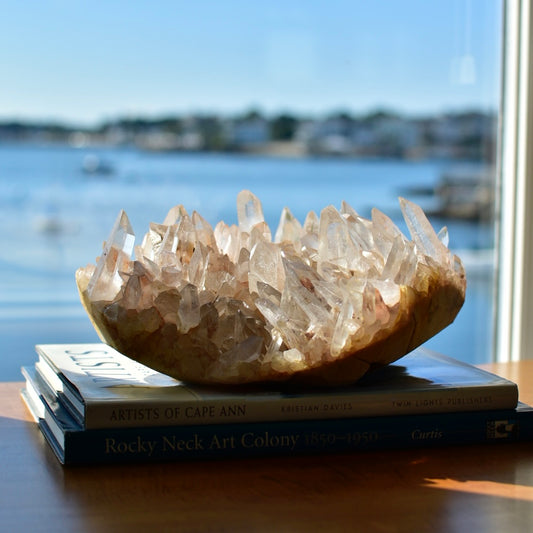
[495,0,533,362]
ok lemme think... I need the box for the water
[0,144,495,380]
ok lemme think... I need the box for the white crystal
[237,190,265,233]
[248,240,284,294]
[318,205,357,271]
[275,206,302,246]
[400,197,450,264]
[178,283,201,333]
[87,210,135,301]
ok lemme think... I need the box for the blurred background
[0,0,502,379]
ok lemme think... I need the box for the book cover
[34,343,519,429]
[21,365,533,466]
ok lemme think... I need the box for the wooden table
[2,362,533,533]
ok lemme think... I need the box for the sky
[0,0,502,126]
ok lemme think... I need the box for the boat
[81,154,114,176]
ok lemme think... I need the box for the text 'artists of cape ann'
[109,403,247,423]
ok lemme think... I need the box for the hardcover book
[34,343,519,429]
[21,365,533,466]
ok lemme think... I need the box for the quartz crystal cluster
[76,191,466,386]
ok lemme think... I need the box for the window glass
[0,0,502,380]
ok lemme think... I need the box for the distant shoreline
[0,107,497,161]
[0,138,490,165]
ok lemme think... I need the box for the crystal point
[87,210,135,301]
[400,197,449,263]
[237,190,265,233]
[275,206,302,245]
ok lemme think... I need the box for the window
[0,1,506,380]
[496,0,533,362]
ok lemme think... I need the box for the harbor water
[0,144,495,380]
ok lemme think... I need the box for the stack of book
[21,343,533,465]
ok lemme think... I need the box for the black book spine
[43,408,533,465]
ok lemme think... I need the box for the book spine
[51,409,533,465]
[81,385,519,429]
[34,344,520,429]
